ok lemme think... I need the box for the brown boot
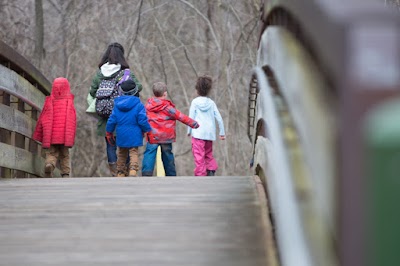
[116,148,129,177]
[128,147,139,177]
[129,169,137,177]
[117,171,126,177]
[44,163,54,178]
[108,163,117,177]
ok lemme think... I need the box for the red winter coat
[33,77,77,148]
[145,97,198,144]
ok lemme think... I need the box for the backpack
[95,69,131,118]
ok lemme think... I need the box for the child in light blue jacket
[187,75,225,176]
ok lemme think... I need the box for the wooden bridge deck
[0,176,273,266]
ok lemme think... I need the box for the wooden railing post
[0,40,58,178]
[253,1,400,265]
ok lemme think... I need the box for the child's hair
[152,82,167,97]
[98,42,129,69]
[195,75,212,96]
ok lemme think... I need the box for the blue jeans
[105,137,129,164]
[142,143,176,176]
[106,137,117,163]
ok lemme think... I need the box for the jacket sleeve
[39,97,53,149]
[137,104,151,133]
[89,70,101,97]
[187,102,196,135]
[213,103,225,136]
[171,107,199,129]
[65,97,77,147]
[129,71,142,92]
[106,111,117,133]
[32,111,44,143]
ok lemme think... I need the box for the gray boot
[108,162,117,177]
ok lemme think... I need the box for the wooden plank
[0,143,60,177]
[0,40,52,95]
[0,104,36,138]
[0,142,41,176]
[0,177,270,266]
[0,65,45,110]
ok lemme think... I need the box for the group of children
[105,74,225,177]
[33,73,225,178]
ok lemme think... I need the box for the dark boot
[206,170,215,176]
[142,171,153,177]
[108,163,117,177]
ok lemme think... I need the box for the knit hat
[120,79,138,95]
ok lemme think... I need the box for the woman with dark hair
[97,42,129,70]
[89,42,142,176]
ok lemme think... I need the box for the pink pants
[191,137,218,176]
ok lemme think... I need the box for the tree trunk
[206,0,213,71]
[35,0,44,65]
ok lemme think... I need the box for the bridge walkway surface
[0,176,276,266]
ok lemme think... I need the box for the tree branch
[127,0,144,57]
[174,0,221,51]
[183,47,198,78]
[154,16,189,105]
[157,45,169,92]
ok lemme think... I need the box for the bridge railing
[0,40,60,178]
[250,0,400,265]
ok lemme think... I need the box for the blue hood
[114,95,141,112]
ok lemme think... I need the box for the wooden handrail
[253,1,400,266]
[260,0,399,91]
[0,40,59,178]
[0,40,51,95]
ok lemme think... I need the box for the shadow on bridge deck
[0,176,277,266]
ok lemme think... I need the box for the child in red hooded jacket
[142,82,199,176]
[33,77,77,177]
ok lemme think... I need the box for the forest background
[0,0,261,177]
[0,0,398,177]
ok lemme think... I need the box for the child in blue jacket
[106,80,151,177]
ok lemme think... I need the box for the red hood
[145,97,175,112]
[51,77,73,99]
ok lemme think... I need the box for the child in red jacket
[33,77,77,177]
[142,82,199,176]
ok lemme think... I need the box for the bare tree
[0,0,261,177]
[35,0,44,66]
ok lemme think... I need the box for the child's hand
[219,135,226,140]
[187,133,191,137]
[193,122,200,129]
